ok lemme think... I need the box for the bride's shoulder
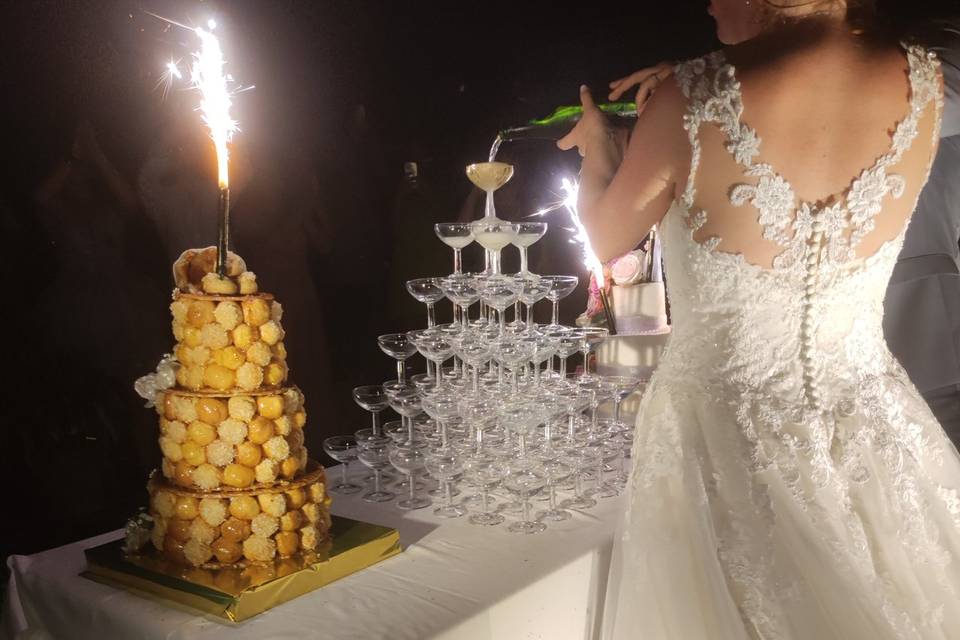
[673,50,728,95]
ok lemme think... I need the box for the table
[4,466,625,640]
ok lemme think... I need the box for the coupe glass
[547,328,584,380]
[425,448,466,518]
[357,435,396,503]
[408,329,455,388]
[441,276,481,330]
[517,277,552,332]
[559,446,600,510]
[421,392,460,448]
[352,385,389,437]
[463,454,506,526]
[578,327,610,379]
[471,219,518,275]
[536,459,574,521]
[543,275,580,330]
[605,376,645,427]
[511,222,548,274]
[322,435,363,494]
[378,333,418,383]
[481,277,521,335]
[452,332,492,394]
[491,337,536,392]
[387,388,423,445]
[406,278,445,328]
[502,460,548,534]
[435,223,474,275]
[389,445,431,510]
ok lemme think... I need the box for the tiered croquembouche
[141,247,331,568]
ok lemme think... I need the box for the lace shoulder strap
[673,51,744,226]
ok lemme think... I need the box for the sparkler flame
[532,177,606,287]
[190,25,236,188]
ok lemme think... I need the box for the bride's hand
[557,85,626,158]
[608,62,674,113]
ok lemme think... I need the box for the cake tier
[595,332,671,380]
[147,461,332,568]
[169,292,289,393]
[156,387,308,491]
[610,282,668,335]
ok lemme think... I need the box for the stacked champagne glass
[323,205,646,535]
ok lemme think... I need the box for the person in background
[883,18,960,446]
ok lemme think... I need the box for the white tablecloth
[3,467,625,640]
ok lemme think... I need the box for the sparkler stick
[154,15,240,277]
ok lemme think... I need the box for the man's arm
[917,18,960,138]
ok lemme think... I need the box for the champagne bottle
[490,101,637,160]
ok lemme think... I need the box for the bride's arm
[557,79,689,262]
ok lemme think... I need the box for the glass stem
[472,366,480,393]
[520,246,528,273]
[499,309,506,335]
[454,248,462,275]
[408,473,416,500]
[372,411,382,437]
[519,434,526,457]
[374,469,383,493]
[521,489,530,523]
[560,357,567,380]
[407,416,415,444]
[534,362,541,388]
[549,483,558,510]
[397,359,405,383]
[436,362,444,389]
[476,427,483,454]
[568,414,576,441]
[552,300,559,326]
[427,303,436,328]
[427,360,435,379]
[481,486,489,513]
[444,481,453,508]
[514,301,521,325]
[575,473,583,498]
[440,420,448,448]
[614,398,622,425]
[341,463,349,486]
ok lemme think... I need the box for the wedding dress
[602,45,960,639]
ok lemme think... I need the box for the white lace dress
[602,46,960,639]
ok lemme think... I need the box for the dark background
[0,0,952,567]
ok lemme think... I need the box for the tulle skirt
[602,372,960,640]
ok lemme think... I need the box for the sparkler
[152,14,242,277]
[531,177,617,334]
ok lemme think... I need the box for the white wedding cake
[595,233,671,409]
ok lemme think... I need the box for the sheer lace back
[675,45,942,274]
[659,45,943,413]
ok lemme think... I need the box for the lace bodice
[660,45,944,414]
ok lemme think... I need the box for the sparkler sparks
[149,12,241,188]
[531,177,606,287]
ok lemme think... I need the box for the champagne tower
[145,247,331,568]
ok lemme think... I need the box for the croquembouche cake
[134,247,332,568]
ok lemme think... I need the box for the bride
[559,1,960,638]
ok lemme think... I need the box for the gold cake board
[81,516,401,622]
